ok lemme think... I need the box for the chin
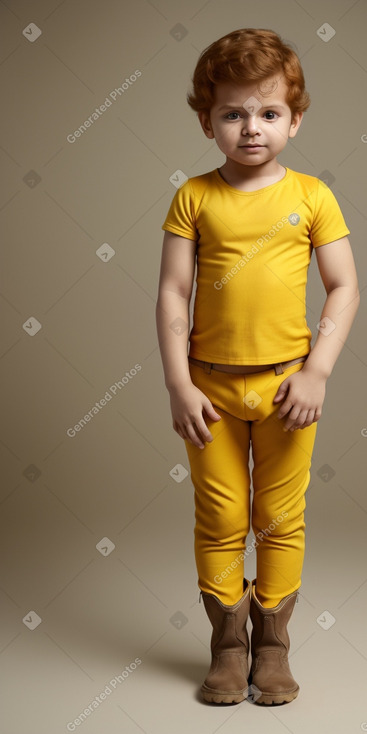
[234,158,261,166]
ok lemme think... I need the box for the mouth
[240,144,264,148]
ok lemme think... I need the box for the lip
[240,144,264,148]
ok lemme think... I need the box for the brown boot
[200,579,250,704]
[249,579,299,705]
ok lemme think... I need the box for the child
[156,28,359,706]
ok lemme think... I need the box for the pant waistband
[188,355,308,376]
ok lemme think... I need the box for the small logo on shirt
[288,213,300,226]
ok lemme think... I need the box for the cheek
[214,125,237,146]
[266,122,289,141]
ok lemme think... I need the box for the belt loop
[274,363,284,376]
[203,362,212,374]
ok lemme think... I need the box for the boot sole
[254,687,299,705]
[201,684,248,704]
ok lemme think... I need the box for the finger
[191,416,214,444]
[203,395,222,421]
[188,423,208,449]
[180,419,207,448]
[273,385,288,403]
[174,423,187,442]
[277,399,295,420]
[204,401,222,421]
[173,419,195,444]
[282,405,302,431]
[298,409,317,428]
[288,409,310,431]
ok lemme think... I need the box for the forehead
[213,75,290,108]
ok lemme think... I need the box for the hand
[273,369,327,431]
[169,383,221,449]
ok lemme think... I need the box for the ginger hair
[187,28,310,119]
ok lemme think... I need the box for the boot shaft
[202,586,250,655]
[250,584,297,653]
[200,580,251,703]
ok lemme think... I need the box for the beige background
[0,0,366,732]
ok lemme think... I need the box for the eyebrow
[218,103,287,111]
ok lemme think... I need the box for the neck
[217,159,287,192]
[219,158,285,183]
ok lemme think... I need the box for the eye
[225,111,241,120]
[264,111,278,120]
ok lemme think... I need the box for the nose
[242,114,259,137]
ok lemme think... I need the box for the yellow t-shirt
[161,167,350,365]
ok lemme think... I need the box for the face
[198,75,303,166]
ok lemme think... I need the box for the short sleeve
[310,179,350,248]
[162,179,198,241]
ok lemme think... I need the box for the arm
[302,236,360,379]
[156,230,196,391]
[156,231,221,447]
[274,236,360,431]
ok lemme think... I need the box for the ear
[288,111,303,139]
[198,111,215,139]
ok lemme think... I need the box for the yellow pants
[185,359,317,608]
